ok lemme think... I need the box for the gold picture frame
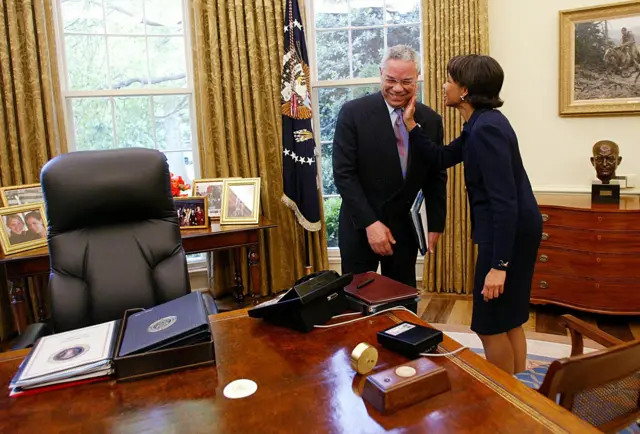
[220,178,261,225]
[0,183,44,207]
[191,177,240,219]
[174,196,209,230]
[559,1,640,116]
[0,203,48,255]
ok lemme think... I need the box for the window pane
[387,25,421,54]
[163,151,195,185]
[108,36,148,89]
[147,37,187,88]
[321,142,338,196]
[71,98,114,151]
[318,87,350,142]
[350,0,383,27]
[144,0,185,35]
[187,253,207,263]
[316,31,349,80]
[114,97,154,148]
[65,35,108,90]
[314,0,348,29]
[385,0,420,25]
[351,85,379,100]
[61,0,104,34]
[105,0,144,34]
[323,196,341,248]
[153,95,192,151]
[352,28,383,78]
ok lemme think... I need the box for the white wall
[489,0,640,193]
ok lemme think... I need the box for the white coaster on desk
[223,379,258,399]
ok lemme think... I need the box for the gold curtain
[0,0,66,339]
[421,0,488,294]
[190,0,329,297]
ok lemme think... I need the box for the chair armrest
[559,314,624,356]
[11,322,52,350]
[202,292,218,316]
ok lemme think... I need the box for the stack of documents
[118,290,211,357]
[9,320,118,396]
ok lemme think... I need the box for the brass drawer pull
[541,232,549,241]
[597,216,603,222]
[542,214,549,222]
[539,280,548,289]
[539,254,548,263]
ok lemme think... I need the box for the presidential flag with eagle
[280,0,322,232]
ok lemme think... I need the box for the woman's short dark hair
[447,55,504,109]
[24,211,42,222]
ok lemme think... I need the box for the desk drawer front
[535,247,640,279]
[540,207,640,231]
[531,272,640,314]
[541,227,640,253]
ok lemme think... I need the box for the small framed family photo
[174,196,208,230]
[0,203,48,255]
[191,178,238,219]
[0,183,44,207]
[220,178,261,225]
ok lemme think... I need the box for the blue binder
[118,291,210,357]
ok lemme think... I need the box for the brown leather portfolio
[344,272,418,305]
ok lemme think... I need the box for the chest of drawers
[532,193,640,315]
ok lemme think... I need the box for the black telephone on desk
[248,270,353,332]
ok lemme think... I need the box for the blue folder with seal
[118,291,210,357]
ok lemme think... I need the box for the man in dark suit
[332,45,447,287]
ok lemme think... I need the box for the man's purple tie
[394,108,409,178]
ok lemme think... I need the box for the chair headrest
[41,148,177,234]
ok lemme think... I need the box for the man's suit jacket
[408,108,542,269]
[332,92,447,237]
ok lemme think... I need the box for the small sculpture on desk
[590,140,622,204]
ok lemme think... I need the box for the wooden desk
[0,217,276,334]
[0,310,599,433]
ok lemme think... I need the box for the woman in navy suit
[404,55,542,374]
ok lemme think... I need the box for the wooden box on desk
[113,309,215,382]
[361,357,451,414]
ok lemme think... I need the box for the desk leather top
[0,309,598,434]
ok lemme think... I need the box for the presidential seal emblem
[49,345,89,363]
[147,316,177,333]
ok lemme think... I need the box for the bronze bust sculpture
[591,140,622,184]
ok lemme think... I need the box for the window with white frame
[54,0,205,263]
[308,0,423,250]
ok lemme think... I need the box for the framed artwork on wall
[0,183,44,207]
[174,196,209,230]
[559,1,640,116]
[220,178,261,225]
[0,203,48,255]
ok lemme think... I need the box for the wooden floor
[418,292,640,342]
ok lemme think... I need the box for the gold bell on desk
[350,342,378,375]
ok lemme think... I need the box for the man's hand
[366,221,396,256]
[427,232,442,253]
[481,268,506,302]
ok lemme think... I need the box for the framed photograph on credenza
[191,177,240,219]
[220,178,261,225]
[0,203,48,255]
[174,196,209,230]
[0,183,44,207]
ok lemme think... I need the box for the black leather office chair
[13,148,216,349]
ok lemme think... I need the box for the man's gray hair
[381,45,421,74]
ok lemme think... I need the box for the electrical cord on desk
[315,306,468,357]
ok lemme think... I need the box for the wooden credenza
[532,193,640,315]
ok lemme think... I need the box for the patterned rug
[433,324,601,370]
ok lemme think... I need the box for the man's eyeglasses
[384,77,416,87]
